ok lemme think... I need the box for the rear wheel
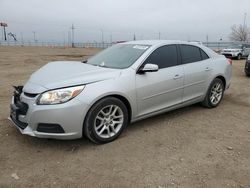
[202,78,224,108]
[84,97,128,144]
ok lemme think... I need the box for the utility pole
[158,32,161,40]
[0,22,8,41]
[71,24,75,47]
[32,31,36,42]
[243,13,247,41]
[68,31,71,46]
[206,35,208,46]
[133,33,136,41]
[1,26,3,40]
[63,32,65,46]
[140,34,143,40]
[243,13,247,28]
[20,32,24,44]
[110,34,112,43]
[100,29,104,43]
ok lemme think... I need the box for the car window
[200,49,209,60]
[180,45,203,64]
[143,45,178,69]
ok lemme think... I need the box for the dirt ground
[0,46,249,188]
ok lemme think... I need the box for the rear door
[135,45,184,116]
[180,44,211,102]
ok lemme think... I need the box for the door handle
[205,67,212,71]
[173,74,182,80]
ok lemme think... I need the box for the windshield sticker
[133,45,149,50]
[100,62,105,67]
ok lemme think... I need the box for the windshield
[86,44,150,69]
[226,45,243,49]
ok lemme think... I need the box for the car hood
[23,61,121,93]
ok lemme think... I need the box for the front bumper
[221,52,238,58]
[9,91,90,140]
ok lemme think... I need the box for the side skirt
[131,96,203,123]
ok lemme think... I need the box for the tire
[83,97,128,144]
[246,72,250,77]
[237,54,242,60]
[202,78,225,108]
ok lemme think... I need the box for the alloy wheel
[94,105,124,139]
[210,82,223,105]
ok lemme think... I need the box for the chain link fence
[0,40,113,48]
[0,40,249,51]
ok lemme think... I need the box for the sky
[0,0,249,43]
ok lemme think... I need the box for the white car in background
[221,44,250,60]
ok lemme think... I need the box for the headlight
[37,85,85,105]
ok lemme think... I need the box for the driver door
[135,45,184,117]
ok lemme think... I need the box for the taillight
[227,58,232,65]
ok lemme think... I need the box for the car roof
[124,40,218,58]
[124,40,199,46]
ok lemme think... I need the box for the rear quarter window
[180,45,209,64]
[200,49,209,60]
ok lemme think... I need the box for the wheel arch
[83,93,133,129]
[215,75,226,90]
[108,94,132,123]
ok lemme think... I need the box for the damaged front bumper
[8,85,87,140]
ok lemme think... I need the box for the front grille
[10,114,28,130]
[15,101,29,115]
[13,86,29,115]
[24,92,38,98]
[10,85,29,130]
[37,123,65,133]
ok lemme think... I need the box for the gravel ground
[0,46,249,188]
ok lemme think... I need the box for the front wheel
[83,97,128,144]
[202,78,225,108]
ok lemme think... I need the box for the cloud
[0,0,249,42]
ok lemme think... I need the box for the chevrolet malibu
[9,40,232,144]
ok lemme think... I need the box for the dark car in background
[245,55,250,76]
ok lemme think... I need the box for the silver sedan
[9,40,232,143]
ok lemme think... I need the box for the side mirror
[138,64,159,74]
